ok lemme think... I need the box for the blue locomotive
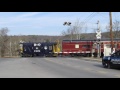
[19,42,60,57]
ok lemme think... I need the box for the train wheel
[71,54,74,57]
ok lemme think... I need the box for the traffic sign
[96,35,101,39]
[96,34,101,37]
[96,30,101,33]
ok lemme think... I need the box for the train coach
[60,39,120,57]
[61,39,94,57]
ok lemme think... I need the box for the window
[49,46,52,50]
[75,44,79,48]
[82,45,90,48]
[19,44,23,47]
[115,51,120,56]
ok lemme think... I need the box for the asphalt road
[0,57,120,78]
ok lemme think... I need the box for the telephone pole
[109,12,114,52]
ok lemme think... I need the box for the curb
[0,56,20,58]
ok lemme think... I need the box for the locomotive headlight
[34,43,36,46]
[44,46,47,50]
[36,47,38,49]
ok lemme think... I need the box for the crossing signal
[63,22,67,25]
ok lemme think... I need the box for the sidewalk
[0,56,20,58]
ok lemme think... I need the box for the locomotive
[19,39,120,57]
[19,42,60,57]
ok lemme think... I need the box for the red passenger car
[62,40,94,57]
[61,39,120,57]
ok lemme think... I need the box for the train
[19,39,120,57]
[19,42,60,57]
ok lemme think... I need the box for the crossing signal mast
[96,20,101,57]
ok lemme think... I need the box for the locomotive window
[24,47,26,51]
[49,46,52,50]
[75,44,79,48]
[82,45,90,48]
[19,44,23,47]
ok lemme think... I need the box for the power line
[56,12,98,40]
[78,12,98,33]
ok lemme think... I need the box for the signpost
[96,21,101,57]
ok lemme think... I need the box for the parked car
[102,50,120,69]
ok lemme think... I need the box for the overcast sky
[0,12,119,36]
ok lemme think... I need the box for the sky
[0,12,120,36]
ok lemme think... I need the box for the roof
[62,39,120,42]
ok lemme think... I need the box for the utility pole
[10,41,12,57]
[109,12,114,53]
[10,36,12,57]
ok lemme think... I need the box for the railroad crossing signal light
[67,22,71,26]
[63,22,71,26]
[63,22,67,25]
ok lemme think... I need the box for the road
[0,57,120,78]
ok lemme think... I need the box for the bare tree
[61,28,72,40]
[0,28,9,57]
[62,19,87,40]
[106,20,120,39]
[113,20,120,39]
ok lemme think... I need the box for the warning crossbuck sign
[96,30,101,39]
